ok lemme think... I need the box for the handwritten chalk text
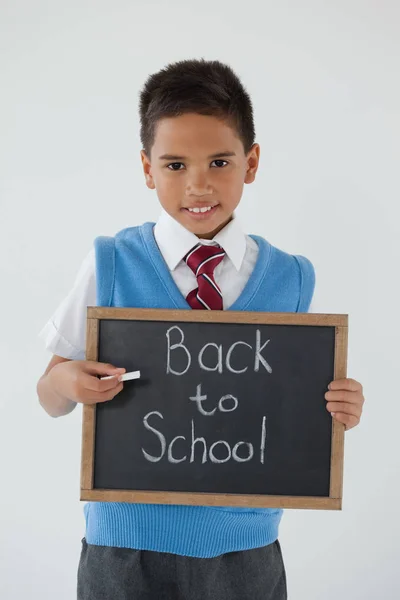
[166,326,272,376]
[142,411,267,465]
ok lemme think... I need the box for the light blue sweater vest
[83,221,315,557]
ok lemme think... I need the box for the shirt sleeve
[38,248,96,360]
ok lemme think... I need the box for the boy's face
[141,113,260,239]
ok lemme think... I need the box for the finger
[84,361,126,377]
[326,401,361,417]
[331,412,359,431]
[328,378,362,392]
[83,382,124,404]
[80,372,122,393]
[325,389,361,404]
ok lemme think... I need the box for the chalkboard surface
[81,308,347,510]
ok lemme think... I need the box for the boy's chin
[178,211,232,239]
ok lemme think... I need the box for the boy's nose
[185,170,213,195]
[185,181,213,196]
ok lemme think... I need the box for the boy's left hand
[325,378,365,431]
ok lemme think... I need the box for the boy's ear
[140,150,156,190]
[244,143,260,184]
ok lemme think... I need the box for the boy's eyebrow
[158,151,237,160]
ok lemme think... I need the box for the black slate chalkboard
[80,309,347,509]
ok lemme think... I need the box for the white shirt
[39,210,265,360]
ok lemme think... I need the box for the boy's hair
[139,58,256,158]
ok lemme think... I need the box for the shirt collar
[153,208,247,272]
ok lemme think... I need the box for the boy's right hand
[47,360,126,405]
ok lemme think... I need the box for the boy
[37,58,365,600]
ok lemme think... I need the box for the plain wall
[1,1,399,598]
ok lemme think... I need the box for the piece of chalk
[101,370,141,382]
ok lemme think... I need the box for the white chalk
[101,370,141,382]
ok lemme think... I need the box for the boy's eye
[166,160,228,171]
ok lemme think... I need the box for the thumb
[84,361,126,376]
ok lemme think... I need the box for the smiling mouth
[183,204,219,215]
[183,206,219,220]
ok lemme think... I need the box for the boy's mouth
[182,204,219,219]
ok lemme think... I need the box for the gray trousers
[77,537,287,599]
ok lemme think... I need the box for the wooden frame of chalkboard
[81,308,348,510]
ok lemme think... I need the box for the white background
[1,1,399,598]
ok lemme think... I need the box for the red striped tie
[184,243,226,310]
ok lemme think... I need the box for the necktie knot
[184,243,226,277]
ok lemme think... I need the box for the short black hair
[139,58,256,158]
